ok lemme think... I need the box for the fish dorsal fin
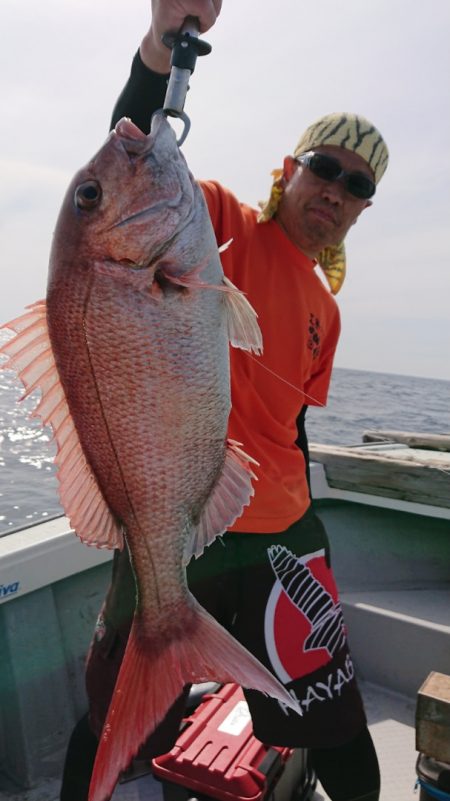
[0,301,124,550]
[184,439,258,564]
[222,276,263,354]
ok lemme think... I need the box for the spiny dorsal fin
[0,301,123,550]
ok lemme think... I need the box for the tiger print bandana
[258,112,389,294]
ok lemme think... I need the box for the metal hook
[164,109,191,147]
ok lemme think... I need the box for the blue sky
[1,0,449,380]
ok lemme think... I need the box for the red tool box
[152,683,316,801]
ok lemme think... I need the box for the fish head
[48,111,197,288]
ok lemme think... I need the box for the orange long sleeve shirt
[201,180,341,533]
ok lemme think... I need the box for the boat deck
[0,680,419,801]
[359,682,418,801]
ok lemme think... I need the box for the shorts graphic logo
[264,545,346,683]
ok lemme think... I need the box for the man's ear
[282,155,297,183]
[351,199,372,225]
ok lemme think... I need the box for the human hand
[141,0,222,73]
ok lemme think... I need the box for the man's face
[275,145,374,257]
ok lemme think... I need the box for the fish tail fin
[88,603,299,801]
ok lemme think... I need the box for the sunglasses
[296,151,376,199]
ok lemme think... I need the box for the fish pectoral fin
[0,301,124,550]
[222,276,263,354]
[184,439,258,563]
[155,258,211,290]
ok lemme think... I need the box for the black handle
[162,16,212,73]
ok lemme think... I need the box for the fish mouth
[109,115,193,231]
[104,113,196,269]
[115,117,149,143]
[111,192,184,230]
[109,189,198,273]
[115,258,150,271]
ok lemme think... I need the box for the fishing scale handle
[162,16,212,73]
[162,16,212,145]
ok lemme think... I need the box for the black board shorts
[85,506,366,756]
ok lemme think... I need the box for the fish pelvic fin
[185,439,258,563]
[88,602,300,801]
[222,276,263,355]
[0,302,124,550]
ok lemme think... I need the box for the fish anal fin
[184,439,258,564]
[0,303,123,551]
[88,602,300,801]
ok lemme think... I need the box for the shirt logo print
[307,313,321,359]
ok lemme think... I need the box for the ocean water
[0,355,448,537]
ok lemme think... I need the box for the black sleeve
[110,50,170,134]
[296,405,311,498]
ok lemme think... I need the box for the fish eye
[74,180,102,210]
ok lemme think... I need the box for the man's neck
[274,217,319,260]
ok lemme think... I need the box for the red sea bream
[0,113,299,801]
